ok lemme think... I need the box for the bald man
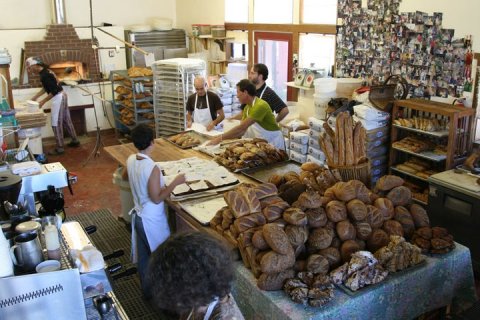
[186,77,225,131]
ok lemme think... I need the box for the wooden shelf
[392,124,450,138]
[392,146,446,162]
[412,198,428,206]
[286,81,314,91]
[390,166,429,182]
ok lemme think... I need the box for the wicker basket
[328,159,371,187]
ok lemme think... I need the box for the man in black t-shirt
[232,63,289,123]
[26,57,79,155]
[186,77,224,131]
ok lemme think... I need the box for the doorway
[254,32,293,101]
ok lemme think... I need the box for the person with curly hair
[147,232,244,320]
[124,124,186,297]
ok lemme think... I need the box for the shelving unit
[389,99,476,205]
[152,58,206,137]
[189,36,234,74]
[286,81,314,91]
[110,70,154,139]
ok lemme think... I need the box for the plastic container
[19,136,43,155]
[212,25,226,37]
[194,24,211,36]
[112,168,133,223]
[192,25,200,37]
[313,92,335,120]
[336,78,363,98]
[314,78,337,94]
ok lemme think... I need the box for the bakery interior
[1,0,480,319]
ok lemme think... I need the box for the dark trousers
[134,214,152,299]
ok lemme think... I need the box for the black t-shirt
[39,68,63,96]
[241,83,287,113]
[186,91,223,120]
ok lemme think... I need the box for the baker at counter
[208,79,285,150]
[186,76,225,131]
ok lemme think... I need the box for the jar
[192,24,200,37]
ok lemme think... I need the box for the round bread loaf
[382,220,404,237]
[257,269,295,291]
[349,180,371,204]
[326,200,347,222]
[340,240,361,262]
[410,204,430,228]
[294,259,307,272]
[366,205,384,229]
[324,187,336,200]
[260,250,296,274]
[319,247,342,269]
[332,181,357,202]
[347,199,368,221]
[297,190,322,209]
[355,222,372,240]
[263,224,293,255]
[284,171,301,183]
[301,162,322,172]
[367,229,390,252]
[284,225,309,247]
[268,174,285,187]
[260,195,284,209]
[431,226,449,238]
[306,254,330,275]
[279,183,307,205]
[252,230,270,250]
[413,236,431,251]
[336,220,356,241]
[375,175,404,191]
[393,206,415,238]
[415,226,432,240]
[374,198,395,220]
[387,186,412,206]
[356,239,366,250]
[305,207,328,228]
[307,227,333,250]
[330,236,341,249]
[283,207,308,226]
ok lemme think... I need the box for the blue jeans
[134,214,152,298]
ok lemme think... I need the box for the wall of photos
[336,0,473,98]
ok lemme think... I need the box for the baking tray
[335,259,427,296]
[240,160,301,183]
[179,194,227,225]
[163,130,209,149]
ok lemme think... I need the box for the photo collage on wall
[336,0,473,98]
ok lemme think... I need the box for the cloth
[241,83,287,114]
[193,93,213,127]
[242,97,280,131]
[39,67,63,96]
[51,91,77,149]
[126,153,170,252]
[186,91,223,121]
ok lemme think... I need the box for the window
[302,0,337,25]
[254,0,293,24]
[299,34,336,76]
[225,0,249,23]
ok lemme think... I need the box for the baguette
[320,133,335,165]
[345,114,354,165]
[353,122,362,164]
[323,122,336,140]
[396,164,418,174]
[336,112,346,166]
[358,125,367,164]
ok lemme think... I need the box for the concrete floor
[43,130,123,218]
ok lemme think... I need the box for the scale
[427,169,480,272]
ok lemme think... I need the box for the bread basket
[328,159,371,187]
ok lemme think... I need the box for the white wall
[175,0,225,33]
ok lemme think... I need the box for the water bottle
[0,231,14,277]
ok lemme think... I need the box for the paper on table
[190,122,223,137]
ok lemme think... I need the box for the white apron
[243,98,285,150]
[50,91,64,124]
[193,91,213,127]
[128,153,170,262]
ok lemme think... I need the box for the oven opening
[49,61,89,83]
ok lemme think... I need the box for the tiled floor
[43,130,123,218]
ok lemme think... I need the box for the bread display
[336,220,356,241]
[393,117,448,132]
[330,251,388,291]
[168,132,202,148]
[257,269,296,291]
[375,175,404,191]
[214,138,288,171]
[374,198,395,220]
[284,273,334,307]
[367,229,390,252]
[382,220,404,237]
[224,190,250,218]
[263,224,293,255]
[393,206,415,238]
[127,66,153,77]
[386,186,412,206]
[411,226,455,254]
[305,207,328,228]
[374,236,425,272]
[320,112,367,167]
[283,207,308,226]
[326,200,348,222]
[308,228,333,250]
[346,199,368,221]
[392,136,437,153]
[260,249,296,274]
[409,204,430,228]
[306,254,330,275]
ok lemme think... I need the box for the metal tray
[163,130,209,149]
[240,160,301,183]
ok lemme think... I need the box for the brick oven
[24,24,101,86]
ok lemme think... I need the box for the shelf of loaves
[392,146,447,162]
[392,124,449,138]
[389,166,428,182]
[412,197,428,206]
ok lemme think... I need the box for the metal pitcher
[10,232,44,272]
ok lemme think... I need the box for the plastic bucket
[112,168,133,223]
[313,94,334,120]
[19,136,43,155]
[314,78,337,94]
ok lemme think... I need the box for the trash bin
[112,167,133,223]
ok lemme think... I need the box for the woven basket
[329,159,371,187]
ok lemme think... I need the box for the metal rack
[110,70,154,138]
[152,58,206,137]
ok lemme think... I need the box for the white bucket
[313,92,335,120]
[18,127,42,139]
[19,136,43,154]
[314,78,337,94]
